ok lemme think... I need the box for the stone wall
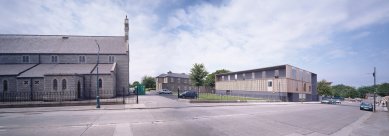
[0,76,17,92]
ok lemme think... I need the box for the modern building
[156,71,194,92]
[215,65,318,102]
[0,17,129,100]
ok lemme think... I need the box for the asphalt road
[0,95,384,136]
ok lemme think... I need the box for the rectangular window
[235,74,237,80]
[51,55,58,63]
[262,71,266,78]
[79,56,86,63]
[170,77,174,82]
[300,70,304,80]
[275,70,279,78]
[178,78,181,83]
[252,72,255,79]
[163,78,168,83]
[221,76,224,81]
[267,81,272,87]
[228,75,231,81]
[242,73,246,80]
[292,68,297,79]
[22,55,30,63]
[109,56,115,63]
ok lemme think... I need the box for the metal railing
[0,90,136,107]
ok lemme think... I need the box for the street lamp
[373,67,376,112]
[95,40,101,108]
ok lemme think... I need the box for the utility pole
[373,67,376,112]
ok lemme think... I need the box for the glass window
[62,79,66,90]
[275,70,279,77]
[53,79,58,90]
[268,81,273,87]
[79,56,86,63]
[109,56,115,63]
[235,74,237,80]
[98,79,102,88]
[3,80,8,92]
[178,78,181,83]
[252,72,255,79]
[262,71,266,78]
[292,68,297,79]
[22,55,30,63]
[51,55,58,63]
[170,77,174,82]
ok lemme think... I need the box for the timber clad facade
[0,17,129,100]
[215,65,318,102]
[155,71,194,92]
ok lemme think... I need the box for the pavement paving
[0,94,387,136]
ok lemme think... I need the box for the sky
[0,0,388,87]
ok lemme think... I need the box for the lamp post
[373,67,376,112]
[95,40,100,108]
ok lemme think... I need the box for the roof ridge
[0,34,124,37]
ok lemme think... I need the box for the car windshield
[361,102,371,106]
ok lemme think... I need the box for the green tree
[317,79,332,96]
[141,76,156,89]
[205,69,230,88]
[357,86,375,98]
[377,83,389,96]
[189,63,208,92]
[131,81,140,88]
[332,84,359,98]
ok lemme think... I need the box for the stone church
[0,17,129,100]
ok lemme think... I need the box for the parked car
[179,91,198,99]
[157,89,172,94]
[335,99,341,104]
[360,102,373,111]
[321,99,340,104]
[321,99,330,104]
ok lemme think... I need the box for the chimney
[167,71,172,74]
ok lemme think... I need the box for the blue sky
[0,0,388,87]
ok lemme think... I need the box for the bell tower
[124,15,129,42]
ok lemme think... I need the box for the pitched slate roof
[157,72,189,78]
[91,63,116,74]
[17,64,96,78]
[0,34,127,54]
[0,64,36,76]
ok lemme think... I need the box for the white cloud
[1,0,389,86]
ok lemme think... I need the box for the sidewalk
[350,112,389,136]
[0,101,320,113]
